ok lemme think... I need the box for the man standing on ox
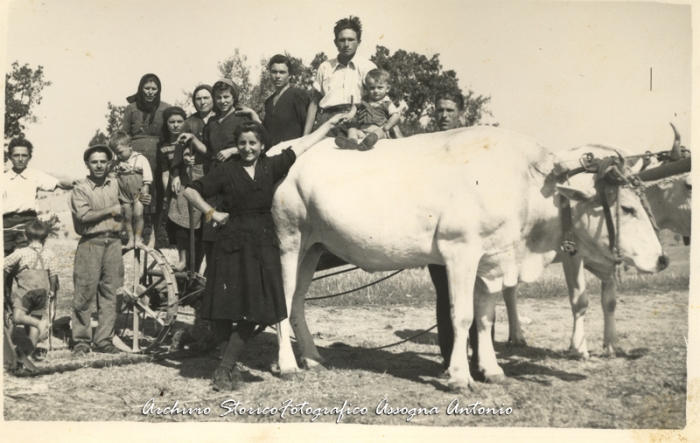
[69,145,150,355]
[303,16,376,136]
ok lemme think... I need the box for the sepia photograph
[2,0,696,441]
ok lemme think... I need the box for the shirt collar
[8,168,29,180]
[331,57,357,71]
[86,176,112,189]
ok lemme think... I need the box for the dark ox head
[637,123,692,241]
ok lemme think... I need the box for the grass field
[3,229,690,428]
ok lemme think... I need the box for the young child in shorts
[335,68,400,151]
[4,220,59,359]
[109,131,153,249]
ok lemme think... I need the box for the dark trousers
[72,236,123,348]
[428,264,481,370]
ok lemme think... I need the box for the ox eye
[621,206,637,217]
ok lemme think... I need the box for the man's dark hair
[334,16,362,41]
[435,91,465,112]
[268,54,294,74]
[8,137,34,157]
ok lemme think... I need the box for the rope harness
[555,151,683,267]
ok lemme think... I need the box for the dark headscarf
[160,106,188,143]
[126,73,162,127]
[191,84,214,113]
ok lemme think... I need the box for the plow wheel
[114,245,178,353]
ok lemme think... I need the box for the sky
[2,0,693,179]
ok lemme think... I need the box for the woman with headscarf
[121,74,170,243]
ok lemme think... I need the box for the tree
[370,46,494,134]
[5,61,52,140]
[89,102,125,146]
[218,49,253,105]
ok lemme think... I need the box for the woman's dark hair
[160,106,188,142]
[268,54,293,73]
[334,16,362,41]
[8,137,34,156]
[233,121,268,149]
[213,80,240,108]
[25,220,49,242]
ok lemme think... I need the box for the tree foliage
[93,46,493,141]
[88,102,125,146]
[218,49,253,105]
[370,46,493,133]
[5,61,52,140]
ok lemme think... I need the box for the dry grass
[4,234,689,427]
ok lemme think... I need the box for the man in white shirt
[4,138,73,303]
[303,16,376,136]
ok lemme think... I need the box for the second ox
[269,126,667,392]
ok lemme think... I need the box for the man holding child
[69,145,150,355]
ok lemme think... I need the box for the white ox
[270,126,667,391]
[504,129,691,359]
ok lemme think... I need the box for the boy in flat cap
[69,145,150,355]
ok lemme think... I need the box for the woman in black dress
[184,114,349,392]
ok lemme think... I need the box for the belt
[82,231,121,240]
[321,104,352,115]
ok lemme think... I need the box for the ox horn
[669,122,682,161]
[613,149,626,164]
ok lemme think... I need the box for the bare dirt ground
[4,288,687,428]
[3,193,689,427]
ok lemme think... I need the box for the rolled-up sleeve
[70,186,91,222]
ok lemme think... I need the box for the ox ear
[556,184,595,202]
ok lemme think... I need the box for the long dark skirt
[200,217,287,326]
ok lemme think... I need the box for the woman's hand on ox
[171,176,181,193]
[212,211,229,226]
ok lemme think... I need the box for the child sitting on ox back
[334,68,400,151]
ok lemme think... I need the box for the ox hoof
[602,345,628,358]
[567,349,590,361]
[506,337,528,348]
[448,380,476,394]
[279,371,304,381]
[483,373,506,384]
[302,359,328,372]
